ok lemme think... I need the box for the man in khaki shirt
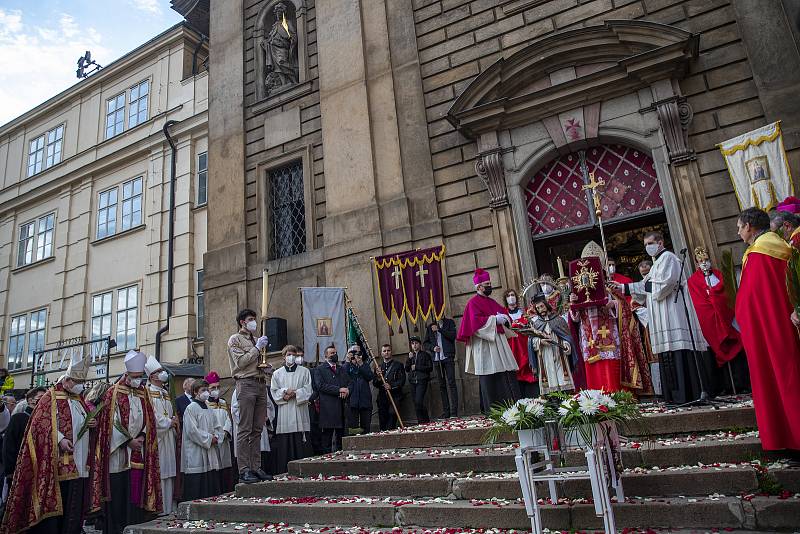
[228,308,271,483]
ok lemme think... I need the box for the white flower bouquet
[484,397,555,445]
[554,389,641,447]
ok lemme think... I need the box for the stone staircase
[125,399,800,533]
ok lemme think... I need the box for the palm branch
[786,247,800,314]
[720,248,737,309]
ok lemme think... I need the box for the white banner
[301,287,346,363]
[719,121,794,211]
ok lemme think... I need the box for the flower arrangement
[484,397,555,444]
[554,389,642,445]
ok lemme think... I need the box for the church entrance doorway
[525,143,671,281]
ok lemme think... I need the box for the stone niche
[254,0,309,103]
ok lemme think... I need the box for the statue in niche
[261,2,298,96]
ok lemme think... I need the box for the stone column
[653,96,720,265]
[475,144,524,292]
[204,0,248,376]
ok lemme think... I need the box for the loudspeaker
[265,317,287,352]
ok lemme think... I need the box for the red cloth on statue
[457,294,506,342]
[506,307,535,383]
[687,268,742,365]
[585,359,621,392]
[735,247,800,451]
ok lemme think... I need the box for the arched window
[525,144,663,237]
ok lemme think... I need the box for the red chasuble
[1,384,99,534]
[687,268,742,365]
[457,294,506,342]
[505,307,535,384]
[735,233,800,450]
[93,382,163,514]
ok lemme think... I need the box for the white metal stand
[517,423,623,534]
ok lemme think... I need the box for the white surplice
[57,395,90,478]
[270,365,313,434]
[627,250,708,354]
[208,398,233,469]
[464,316,519,376]
[181,401,223,475]
[110,388,145,474]
[148,384,177,513]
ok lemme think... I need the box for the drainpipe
[155,120,178,361]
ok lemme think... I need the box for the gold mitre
[694,246,709,263]
[581,240,606,264]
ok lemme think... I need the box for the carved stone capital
[475,151,509,210]
[653,96,695,166]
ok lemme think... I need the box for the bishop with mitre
[1,351,98,534]
[457,268,520,410]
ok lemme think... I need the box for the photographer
[345,345,374,435]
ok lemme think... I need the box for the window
[91,292,112,340]
[197,152,208,205]
[45,125,64,168]
[121,177,143,230]
[17,214,55,267]
[97,189,118,239]
[196,270,205,338]
[27,135,44,177]
[106,92,125,139]
[7,309,46,370]
[128,80,149,129]
[268,160,306,259]
[116,285,137,351]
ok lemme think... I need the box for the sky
[0,0,183,126]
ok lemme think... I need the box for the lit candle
[557,257,566,279]
[262,269,269,319]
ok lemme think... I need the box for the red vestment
[611,289,653,395]
[735,235,800,450]
[612,272,633,304]
[505,307,535,384]
[687,268,742,365]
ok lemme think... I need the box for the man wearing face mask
[96,350,163,534]
[205,371,237,491]
[270,345,314,473]
[227,308,271,484]
[145,356,179,515]
[612,231,711,405]
[457,268,520,411]
[3,351,99,534]
[607,258,633,305]
[312,346,351,453]
[502,289,537,398]
[687,247,750,394]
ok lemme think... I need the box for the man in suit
[373,344,406,431]
[312,346,351,453]
[175,377,194,422]
[406,336,433,424]
[423,317,458,418]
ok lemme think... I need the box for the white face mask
[285,355,296,366]
[157,371,169,383]
[699,260,712,271]
[506,296,517,306]
[69,383,84,395]
[198,391,210,402]
[128,377,142,388]
[209,389,220,399]
[608,264,616,275]
[245,320,258,333]
[645,243,661,257]
[294,355,304,365]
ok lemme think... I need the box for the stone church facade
[172,0,800,414]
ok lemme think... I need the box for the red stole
[687,269,742,365]
[94,382,163,513]
[1,384,96,534]
[735,251,800,450]
[457,294,506,342]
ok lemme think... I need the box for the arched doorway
[525,143,671,280]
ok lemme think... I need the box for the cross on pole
[391,265,402,290]
[416,265,429,288]
[581,170,610,268]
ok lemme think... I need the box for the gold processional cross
[581,171,610,267]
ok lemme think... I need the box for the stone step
[342,404,756,451]
[236,465,767,500]
[289,434,772,477]
[160,495,800,531]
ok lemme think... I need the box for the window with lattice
[268,160,306,259]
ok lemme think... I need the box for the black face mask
[483,286,493,296]
[328,353,339,363]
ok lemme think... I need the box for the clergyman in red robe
[503,288,537,398]
[735,208,800,452]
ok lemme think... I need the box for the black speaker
[265,317,287,352]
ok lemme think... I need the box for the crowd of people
[0,202,797,533]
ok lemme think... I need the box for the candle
[557,257,565,279]
[261,269,269,319]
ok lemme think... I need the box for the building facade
[0,24,209,386]
[176,0,800,415]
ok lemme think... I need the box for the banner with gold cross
[373,245,446,334]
